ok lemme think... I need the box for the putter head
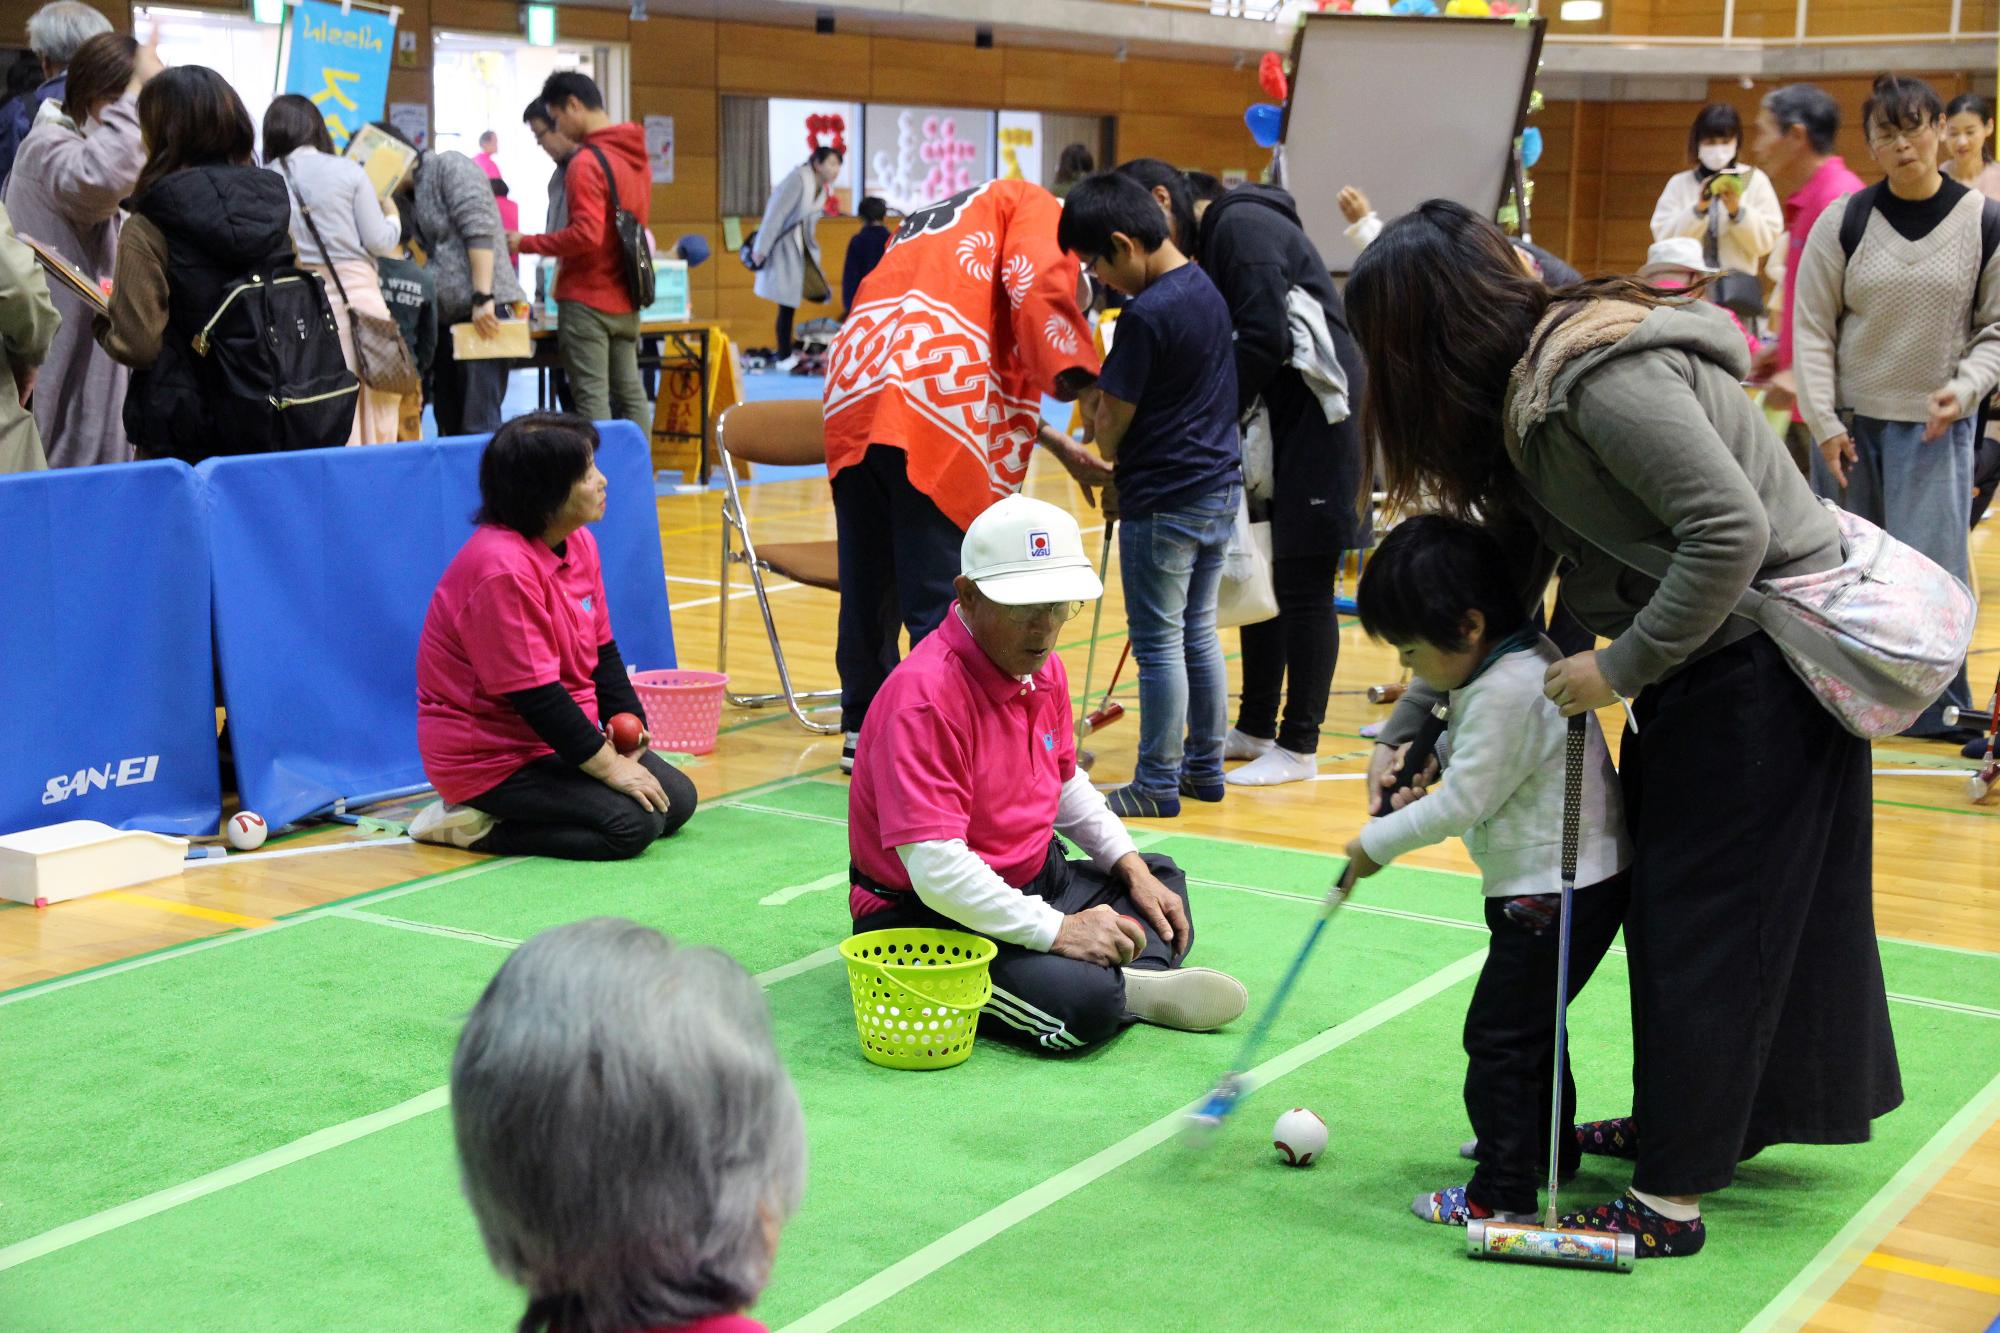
[1183,1073,1245,1143]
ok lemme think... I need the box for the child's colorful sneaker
[1411,1184,1534,1227]
[1560,1192,1706,1258]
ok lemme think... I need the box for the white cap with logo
[960,494,1104,605]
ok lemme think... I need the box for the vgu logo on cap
[1027,531,1052,559]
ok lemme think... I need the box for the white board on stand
[0,820,188,907]
[1281,13,1545,272]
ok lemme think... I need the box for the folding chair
[716,398,842,734]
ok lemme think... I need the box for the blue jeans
[1119,485,1239,796]
[1845,414,1974,728]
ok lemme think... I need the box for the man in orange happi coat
[823,178,1109,768]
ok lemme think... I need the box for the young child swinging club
[1347,516,1645,1236]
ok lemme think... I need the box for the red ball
[607,712,646,756]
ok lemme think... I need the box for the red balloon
[1258,52,1289,102]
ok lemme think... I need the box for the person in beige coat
[0,199,60,473]
[4,33,155,468]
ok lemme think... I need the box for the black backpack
[190,264,358,452]
[1839,180,2000,268]
[585,143,655,307]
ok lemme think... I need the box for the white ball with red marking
[225,811,268,851]
[1273,1107,1327,1168]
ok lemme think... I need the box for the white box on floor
[0,820,187,907]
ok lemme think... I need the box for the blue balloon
[1519,125,1543,170]
[1244,102,1283,149]
[1391,0,1438,13]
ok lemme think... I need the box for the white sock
[1629,1188,1700,1221]
[1224,745,1318,786]
[1223,727,1275,761]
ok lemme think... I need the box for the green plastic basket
[840,928,997,1070]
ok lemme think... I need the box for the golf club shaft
[1543,714,1587,1230]
[1074,523,1114,744]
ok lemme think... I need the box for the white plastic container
[0,820,188,907]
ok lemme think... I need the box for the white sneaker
[407,800,496,849]
[1224,727,1276,762]
[840,731,858,775]
[1122,966,1248,1032]
[1224,746,1318,786]
[773,353,800,372]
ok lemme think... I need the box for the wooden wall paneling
[631,85,716,155]
[869,37,1004,104]
[629,16,717,87]
[1000,48,1123,114]
[1116,56,1257,118]
[429,0,530,35]
[716,23,871,99]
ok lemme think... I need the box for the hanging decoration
[1258,51,1289,102]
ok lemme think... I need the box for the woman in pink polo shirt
[408,413,697,858]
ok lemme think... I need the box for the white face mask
[1698,142,1738,172]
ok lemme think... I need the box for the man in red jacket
[511,71,651,429]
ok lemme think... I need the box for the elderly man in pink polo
[847,494,1248,1053]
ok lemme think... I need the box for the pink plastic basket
[630,669,728,755]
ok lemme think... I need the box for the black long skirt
[1621,632,1903,1196]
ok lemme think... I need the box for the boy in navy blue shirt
[1059,173,1242,818]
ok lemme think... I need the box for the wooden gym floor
[2,452,1996,1330]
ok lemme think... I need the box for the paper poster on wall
[388,101,429,151]
[646,114,675,184]
[767,99,859,214]
[280,0,395,148]
[997,111,1042,190]
[864,105,995,215]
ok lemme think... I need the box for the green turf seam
[0,766,843,1006]
[775,948,1490,1333]
[1183,875,2000,1019]
[1742,1064,2000,1332]
[0,943,848,1277]
[1873,797,1997,820]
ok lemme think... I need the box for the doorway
[431,31,623,239]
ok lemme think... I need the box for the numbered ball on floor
[607,712,646,756]
[1273,1107,1328,1168]
[226,811,268,851]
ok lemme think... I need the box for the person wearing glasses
[846,494,1248,1054]
[1793,73,2000,745]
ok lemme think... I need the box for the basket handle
[855,958,993,1013]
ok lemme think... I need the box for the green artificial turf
[1,797,1995,1332]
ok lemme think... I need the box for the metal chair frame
[715,403,841,735]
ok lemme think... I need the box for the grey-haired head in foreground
[451,918,807,1333]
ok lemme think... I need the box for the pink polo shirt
[848,606,1076,919]
[1779,155,1868,419]
[416,524,613,803]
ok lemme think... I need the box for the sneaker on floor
[1412,1184,1535,1227]
[1178,775,1225,803]
[840,731,858,775]
[772,353,800,372]
[1122,965,1247,1031]
[1559,1192,1706,1258]
[1576,1116,1639,1159]
[1104,785,1181,818]
[407,800,495,850]
[1224,745,1317,786]
[1964,735,1995,760]
[1224,727,1276,762]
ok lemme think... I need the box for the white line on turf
[0,1087,451,1274]
[0,945,846,1273]
[186,836,413,866]
[325,908,521,949]
[0,774,834,1009]
[0,859,520,1008]
[761,872,851,906]
[775,948,1488,1333]
[1742,1065,2000,1333]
